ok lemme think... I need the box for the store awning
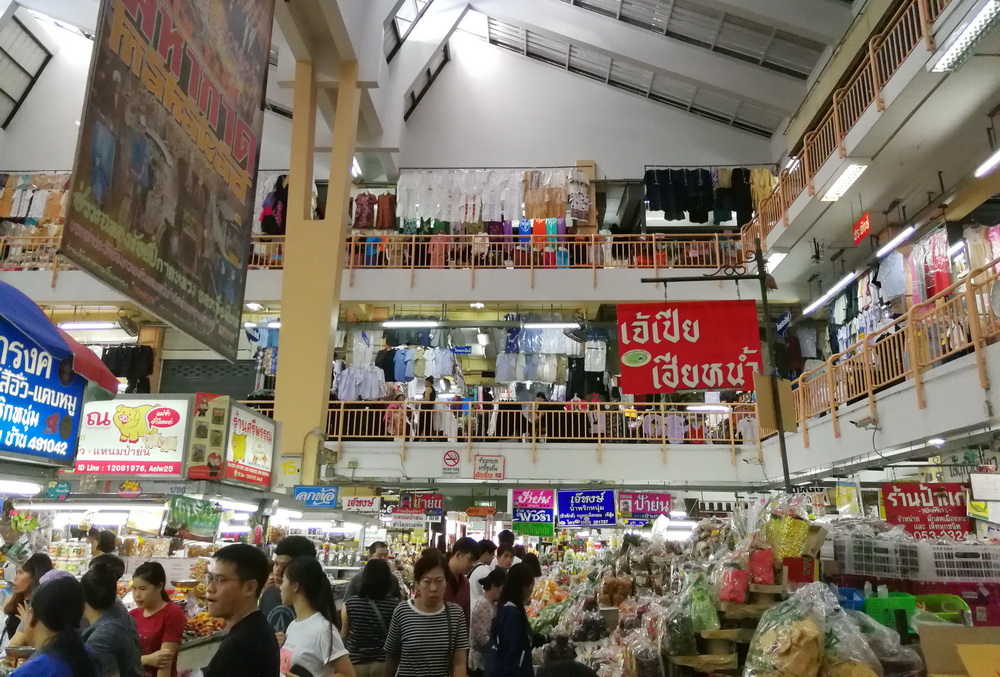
[0,280,118,393]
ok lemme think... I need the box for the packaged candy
[750,549,775,584]
[720,566,750,603]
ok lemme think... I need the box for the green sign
[164,496,221,543]
[514,521,555,537]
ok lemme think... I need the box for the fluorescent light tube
[669,511,687,518]
[765,252,787,273]
[948,240,966,257]
[0,481,42,496]
[212,499,259,513]
[975,147,1000,178]
[803,272,857,315]
[784,157,800,171]
[267,321,281,329]
[476,332,490,346]
[276,508,304,519]
[821,164,868,201]
[523,322,579,329]
[686,405,731,413]
[470,303,485,309]
[58,321,117,330]
[351,157,362,178]
[18,502,165,511]
[220,525,252,533]
[382,320,440,328]
[243,321,257,328]
[245,302,264,311]
[932,0,1000,72]
[929,438,946,446]
[876,225,915,258]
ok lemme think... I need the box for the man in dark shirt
[342,541,403,602]
[443,536,479,622]
[203,543,279,677]
[259,535,315,633]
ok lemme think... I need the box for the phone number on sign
[914,529,971,540]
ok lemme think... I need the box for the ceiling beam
[696,0,852,45]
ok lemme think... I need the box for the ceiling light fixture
[802,271,858,315]
[58,321,117,330]
[267,321,281,329]
[523,322,579,329]
[784,157,800,171]
[382,320,440,328]
[821,163,869,201]
[686,405,730,413]
[351,157,362,178]
[212,499,259,513]
[243,321,257,328]
[470,303,485,309]
[765,252,787,273]
[974,147,1000,178]
[245,302,264,311]
[876,225,915,258]
[17,501,165,511]
[948,240,966,257]
[276,508,304,519]
[931,0,1000,72]
[0,481,42,496]
[476,332,490,347]
[928,438,946,446]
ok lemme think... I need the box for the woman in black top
[5,553,52,646]
[342,559,400,677]
[419,377,437,440]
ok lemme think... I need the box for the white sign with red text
[75,399,189,476]
[224,404,274,488]
[474,455,505,481]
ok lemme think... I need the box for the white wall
[398,32,775,178]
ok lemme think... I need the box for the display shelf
[699,628,756,643]
[667,654,738,672]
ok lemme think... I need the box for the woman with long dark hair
[11,576,97,677]
[342,559,400,676]
[280,556,355,677]
[485,563,536,677]
[4,553,53,647]
[384,550,468,677]
[129,561,185,677]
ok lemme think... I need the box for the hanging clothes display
[641,166,773,225]
[376,192,396,229]
[353,192,378,229]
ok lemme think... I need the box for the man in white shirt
[467,539,496,608]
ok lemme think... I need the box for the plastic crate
[916,543,1000,582]
[864,592,917,630]
[915,594,971,625]
[835,537,921,579]
[837,587,865,611]
[909,581,1000,626]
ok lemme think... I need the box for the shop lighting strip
[931,0,1000,72]
[382,320,440,328]
[975,147,1000,178]
[522,322,579,329]
[948,240,966,257]
[58,321,117,330]
[802,271,859,316]
[875,225,915,258]
[820,163,869,202]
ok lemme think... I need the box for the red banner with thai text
[880,482,972,539]
[616,301,763,394]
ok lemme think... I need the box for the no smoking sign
[442,450,461,477]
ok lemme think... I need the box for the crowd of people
[0,529,595,677]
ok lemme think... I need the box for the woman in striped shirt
[342,559,400,677]
[383,551,468,677]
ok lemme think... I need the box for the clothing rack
[643,163,778,170]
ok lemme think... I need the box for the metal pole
[755,238,793,491]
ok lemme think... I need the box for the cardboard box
[918,624,1000,676]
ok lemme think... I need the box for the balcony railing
[238,400,763,465]
[793,253,1000,447]
[0,236,73,273]
[741,0,953,252]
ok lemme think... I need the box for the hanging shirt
[393,351,409,383]
[795,327,818,359]
[353,193,377,229]
[584,341,607,372]
[376,192,397,229]
[496,354,517,383]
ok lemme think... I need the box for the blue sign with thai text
[776,311,792,338]
[513,507,554,523]
[556,490,616,527]
[0,315,84,461]
[451,346,472,355]
[293,485,340,508]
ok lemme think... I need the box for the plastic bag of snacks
[744,582,883,677]
[749,549,775,584]
[719,565,750,603]
[848,611,923,677]
[689,574,720,632]
[626,629,665,677]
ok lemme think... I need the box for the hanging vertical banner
[617,301,763,394]
[853,211,872,246]
[512,489,555,537]
[61,0,276,360]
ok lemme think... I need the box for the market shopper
[444,537,479,622]
[468,540,497,607]
[383,550,469,677]
[342,541,401,603]
[81,564,143,677]
[261,535,317,633]
[418,377,438,440]
[202,543,280,677]
[342,559,401,677]
[129,561,185,677]
[4,553,53,648]
[485,564,536,677]
[468,568,506,677]
[279,556,354,677]
[88,528,118,556]
[495,531,522,567]
[9,577,97,677]
[385,393,409,439]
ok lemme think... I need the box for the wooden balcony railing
[237,400,764,466]
[740,0,954,253]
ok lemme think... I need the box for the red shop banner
[880,482,972,540]
[617,301,763,394]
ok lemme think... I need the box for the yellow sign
[836,480,862,517]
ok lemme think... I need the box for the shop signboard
[0,315,86,462]
[616,301,763,394]
[853,211,872,246]
[61,0,276,361]
[186,393,230,480]
[224,403,274,488]
[163,495,221,542]
[293,485,339,509]
[76,397,189,475]
[836,479,863,517]
[512,489,555,537]
[557,490,617,528]
[880,482,972,539]
[473,455,505,481]
[617,491,671,524]
[391,507,427,530]
[342,495,381,516]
